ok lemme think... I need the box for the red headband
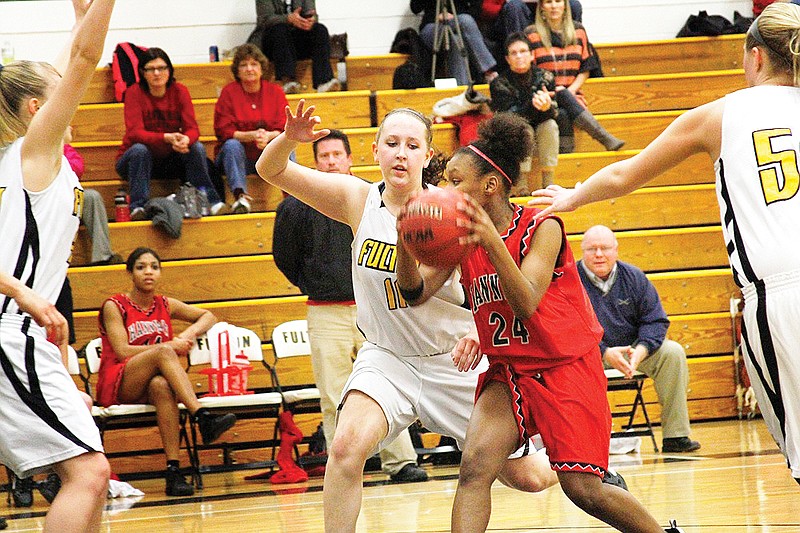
[467,144,512,185]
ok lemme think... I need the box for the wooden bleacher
[65,36,748,473]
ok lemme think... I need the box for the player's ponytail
[747,3,800,86]
[0,61,56,147]
[460,112,533,189]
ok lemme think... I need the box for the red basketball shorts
[476,351,611,477]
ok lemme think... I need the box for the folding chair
[270,320,323,467]
[80,338,194,481]
[605,368,659,452]
[187,324,282,487]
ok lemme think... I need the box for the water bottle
[114,189,131,222]
[1,41,14,65]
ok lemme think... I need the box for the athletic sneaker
[37,472,62,504]
[194,409,237,445]
[231,194,252,214]
[165,465,194,497]
[601,467,628,491]
[317,78,341,93]
[283,81,302,94]
[10,474,33,508]
[662,437,701,453]
[210,202,231,216]
[130,207,146,221]
[664,519,686,532]
[390,464,428,483]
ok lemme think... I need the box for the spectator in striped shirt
[525,0,624,152]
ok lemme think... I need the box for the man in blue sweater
[578,225,700,453]
[272,130,428,482]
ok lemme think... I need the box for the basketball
[398,187,475,269]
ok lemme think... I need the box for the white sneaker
[317,78,341,93]
[282,81,302,94]
[231,194,252,214]
[130,207,146,221]
[210,202,231,216]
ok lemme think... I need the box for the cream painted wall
[0,0,754,66]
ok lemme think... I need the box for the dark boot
[193,408,237,445]
[37,472,62,504]
[573,110,625,151]
[165,464,194,497]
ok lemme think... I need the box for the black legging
[260,22,334,88]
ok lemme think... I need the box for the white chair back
[66,345,80,375]
[190,323,262,366]
[84,337,103,374]
[271,320,311,359]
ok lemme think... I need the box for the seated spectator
[214,44,288,214]
[115,48,230,220]
[489,33,559,190]
[482,0,582,47]
[248,0,341,94]
[577,225,701,453]
[525,0,623,152]
[64,127,122,265]
[96,247,237,496]
[411,0,499,85]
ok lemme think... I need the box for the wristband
[398,279,424,302]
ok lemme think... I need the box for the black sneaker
[662,437,701,453]
[194,409,237,445]
[37,472,62,504]
[390,464,429,483]
[0,516,7,530]
[602,467,628,491]
[11,474,33,508]
[664,519,686,532]
[165,465,195,497]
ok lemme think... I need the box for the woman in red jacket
[115,48,229,220]
[214,44,289,213]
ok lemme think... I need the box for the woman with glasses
[115,48,230,220]
[532,2,800,488]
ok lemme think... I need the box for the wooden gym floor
[3,419,798,532]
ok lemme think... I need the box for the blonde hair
[375,108,433,147]
[746,2,800,86]
[533,0,576,50]
[0,60,58,146]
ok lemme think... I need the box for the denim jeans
[215,139,257,194]
[421,14,496,85]
[116,142,222,209]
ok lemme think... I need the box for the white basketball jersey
[716,86,800,287]
[352,183,473,356]
[0,138,82,314]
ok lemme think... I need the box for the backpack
[111,42,149,102]
[676,11,734,38]
[390,28,432,89]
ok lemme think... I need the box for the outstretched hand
[527,183,580,221]
[283,100,330,144]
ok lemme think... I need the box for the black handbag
[676,11,734,38]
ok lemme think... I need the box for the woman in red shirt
[526,0,624,152]
[115,48,229,220]
[214,44,289,214]
[97,247,236,497]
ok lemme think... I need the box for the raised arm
[529,98,723,218]
[22,0,115,192]
[256,100,370,228]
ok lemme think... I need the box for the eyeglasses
[582,245,615,254]
[143,66,168,73]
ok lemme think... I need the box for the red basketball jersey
[460,205,603,369]
[99,293,173,350]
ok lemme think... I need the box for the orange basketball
[398,187,475,269]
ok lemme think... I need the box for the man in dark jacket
[248,0,340,93]
[578,225,701,453]
[272,130,428,483]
